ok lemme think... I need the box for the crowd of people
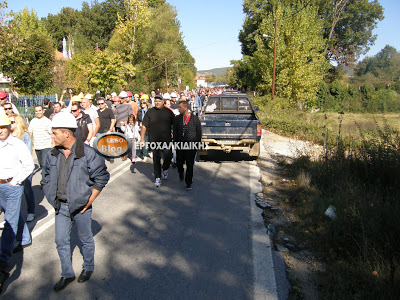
[0,86,231,292]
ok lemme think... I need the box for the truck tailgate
[201,120,257,139]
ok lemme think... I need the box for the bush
[287,123,400,298]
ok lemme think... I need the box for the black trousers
[153,148,172,179]
[177,150,197,185]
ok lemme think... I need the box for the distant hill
[198,67,229,76]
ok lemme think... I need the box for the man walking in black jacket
[173,100,202,189]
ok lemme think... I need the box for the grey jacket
[43,138,110,215]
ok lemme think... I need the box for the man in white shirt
[0,113,34,273]
[28,105,52,186]
[81,95,100,146]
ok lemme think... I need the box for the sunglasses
[4,107,12,110]
[98,102,105,105]
[71,109,79,112]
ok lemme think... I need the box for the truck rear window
[205,97,251,112]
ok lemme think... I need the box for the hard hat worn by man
[0,113,34,283]
[42,112,110,292]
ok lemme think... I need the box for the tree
[233,2,328,106]
[41,0,126,54]
[319,0,384,65]
[354,45,400,87]
[239,0,384,65]
[41,7,79,52]
[66,49,135,93]
[0,8,55,94]
[109,2,196,91]
[108,0,152,62]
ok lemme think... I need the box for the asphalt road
[0,151,264,299]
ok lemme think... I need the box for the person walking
[121,114,140,163]
[8,114,36,222]
[137,99,150,161]
[114,96,132,133]
[81,95,100,145]
[28,105,52,187]
[140,94,175,187]
[43,112,109,292]
[173,101,202,189]
[0,113,34,274]
[97,97,116,134]
[70,102,93,144]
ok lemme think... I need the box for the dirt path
[257,130,323,299]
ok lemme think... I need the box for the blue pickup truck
[199,92,262,159]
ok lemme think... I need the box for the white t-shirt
[28,117,52,150]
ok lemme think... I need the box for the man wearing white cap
[0,113,33,277]
[43,112,109,291]
[114,92,133,133]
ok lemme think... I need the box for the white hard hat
[170,92,177,98]
[111,92,117,97]
[119,91,128,98]
[0,113,10,126]
[84,93,93,100]
[51,112,78,129]
[163,93,171,100]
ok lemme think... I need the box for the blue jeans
[23,174,35,214]
[35,148,50,185]
[55,203,94,278]
[0,183,32,263]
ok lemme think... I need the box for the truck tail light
[257,124,262,136]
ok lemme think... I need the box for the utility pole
[176,63,180,92]
[271,18,277,101]
[165,59,168,93]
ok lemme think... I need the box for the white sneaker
[26,213,35,222]
[0,220,5,229]
[162,170,168,180]
[149,153,153,158]
[155,178,161,187]
[142,157,147,162]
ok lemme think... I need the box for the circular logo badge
[93,133,131,158]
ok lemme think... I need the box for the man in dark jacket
[71,103,92,144]
[43,112,109,292]
[140,94,175,187]
[173,100,202,189]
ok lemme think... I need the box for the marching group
[0,87,222,292]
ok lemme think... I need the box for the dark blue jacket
[43,138,110,215]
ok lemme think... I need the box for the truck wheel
[249,142,260,159]
[198,150,208,161]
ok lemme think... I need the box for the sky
[6,0,400,71]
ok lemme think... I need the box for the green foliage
[41,7,79,52]
[109,2,195,91]
[239,0,384,65]
[319,0,384,64]
[41,0,125,53]
[0,8,55,94]
[66,49,134,93]
[233,1,328,105]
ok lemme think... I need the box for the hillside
[198,67,229,76]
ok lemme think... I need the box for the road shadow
[3,158,260,299]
